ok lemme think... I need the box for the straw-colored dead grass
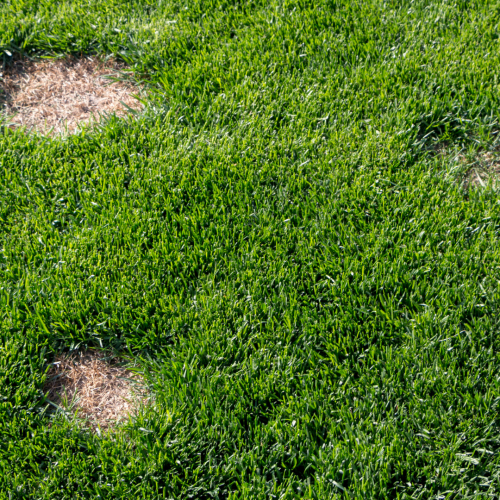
[1,57,142,135]
[464,150,500,189]
[45,349,142,430]
[435,142,500,189]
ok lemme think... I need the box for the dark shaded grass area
[1,0,500,498]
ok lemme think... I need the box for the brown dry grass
[45,349,142,431]
[464,150,500,189]
[1,56,142,135]
[435,142,500,189]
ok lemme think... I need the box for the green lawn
[1,0,500,498]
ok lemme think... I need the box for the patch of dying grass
[1,56,142,135]
[45,349,143,431]
[434,142,500,189]
[464,150,500,189]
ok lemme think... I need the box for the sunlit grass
[1,0,500,498]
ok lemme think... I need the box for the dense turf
[1,0,500,498]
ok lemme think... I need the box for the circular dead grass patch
[435,142,500,190]
[464,150,500,189]
[1,56,143,135]
[45,349,143,431]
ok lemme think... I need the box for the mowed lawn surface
[1,0,500,498]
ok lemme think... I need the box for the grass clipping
[45,350,141,431]
[1,56,142,135]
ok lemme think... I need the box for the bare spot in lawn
[464,150,500,189]
[435,143,500,190]
[1,57,142,135]
[45,349,143,431]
